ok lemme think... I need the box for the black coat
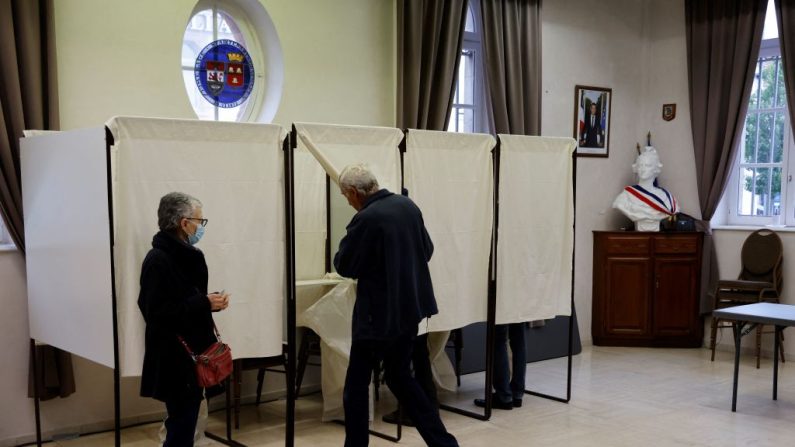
[138,231,219,402]
[334,189,438,340]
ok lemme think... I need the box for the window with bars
[448,1,489,134]
[726,6,794,226]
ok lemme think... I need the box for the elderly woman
[138,192,229,446]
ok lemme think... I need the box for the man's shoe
[473,394,513,410]
[513,399,522,408]
[381,409,415,427]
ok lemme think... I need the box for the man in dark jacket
[138,192,230,447]
[334,165,458,447]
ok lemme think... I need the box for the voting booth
[290,123,405,439]
[293,127,577,422]
[21,117,294,447]
[21,117,577,445]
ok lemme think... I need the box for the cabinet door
[604,257,651,336]
[653,257,699,336]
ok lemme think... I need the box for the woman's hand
[208,292,230,311]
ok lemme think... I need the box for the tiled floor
[58,346,795,446]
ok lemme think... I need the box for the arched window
[181,0,283,123]
[448,1,488,134]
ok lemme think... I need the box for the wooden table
[712,302,795,411]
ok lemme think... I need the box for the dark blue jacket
[334,189,438,340]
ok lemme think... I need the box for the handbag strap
[177,321,222,362]
[212,322,222,343]
[177,335,197,363]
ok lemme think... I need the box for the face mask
[187,224,205,245]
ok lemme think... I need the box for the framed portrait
[573,85,612,157]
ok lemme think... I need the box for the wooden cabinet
[592,231,703,347]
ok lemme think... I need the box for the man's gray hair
[339,164,380,196]
[158,192,202,231]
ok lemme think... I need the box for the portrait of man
[582,103,603,147]
[574,86,611,157]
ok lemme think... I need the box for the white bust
[612,146,679,232]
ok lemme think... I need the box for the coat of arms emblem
[205,61,225,95]
[226,52,245,88]
[194,40,255,108]
[662,104,676,122]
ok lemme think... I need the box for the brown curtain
[776,0,795,134]
[685,0,768,312]
[0,0,74,399]
[0,0,59,251]
[480,0,541,136]
[397,0,469,130]
[28,343,76,401]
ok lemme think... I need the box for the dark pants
[493,323,526,403]
[164,396,202,447]
[412,333,438,406]
[344,333,458,447]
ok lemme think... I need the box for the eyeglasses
[185,217,208,227]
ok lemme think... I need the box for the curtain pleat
[685,0,768,312]
[397,0,469,131]
[480,0,541,136]
[775,0,795,138]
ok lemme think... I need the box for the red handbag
[178,325,233,388]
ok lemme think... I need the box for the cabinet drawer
[654,237,698,254]
[604,236,650,255]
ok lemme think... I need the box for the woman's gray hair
[339,164,380,196]
[158,192,202,231]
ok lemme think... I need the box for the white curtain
[404,129,496,332]
[496,135,575,324]
[294,142,327,281]
[293,122,403,192]
[21,128,115,368]
[108,117,287,376]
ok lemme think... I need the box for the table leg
[773,325,781,401]
[731,322,744,412]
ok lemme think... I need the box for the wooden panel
[653,257,699,336]
[592,232,702,347]
[605,236,650,255]
[653,236,698,255]
[604,257,651,336]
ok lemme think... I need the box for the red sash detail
[624,186,675,216]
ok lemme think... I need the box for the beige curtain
[0,0,59,251]
[776,0,795,134]
[479,0,541,136]
[685,0,768,312]
[397,0,469,131]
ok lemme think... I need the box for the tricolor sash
[624,185,678,216]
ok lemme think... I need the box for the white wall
[0,0,395,445]
[55,0,395,130]
[0,251,34,443]
[542,0,700,346]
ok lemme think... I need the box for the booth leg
[30,340,43,447]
